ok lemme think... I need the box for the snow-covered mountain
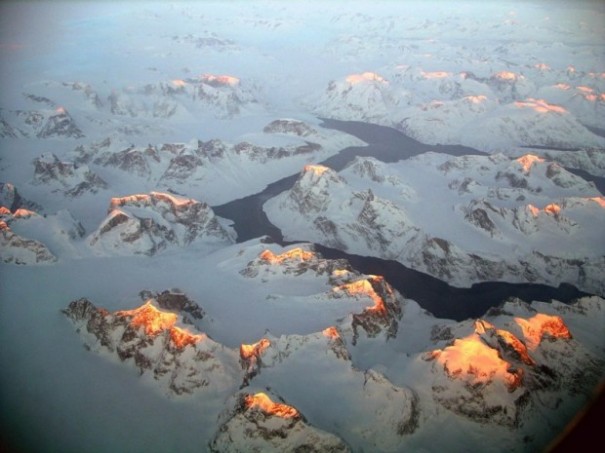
[397,96,605,151]
[24,73,262,122]
[32,153,107,197]
[0,217,57,264]
[313,71,403,122]
[59,241,605,452]
[57,119,363,205]
[2,1,604,452]
[0,107,84,139]
[88,192,235,256]
[0,182,41,212]
[210,392,350,452]
[412,297,604,433]
[265,155,605,294]
[0,183,84,263]
[312,65,605,153]
[105,74,259,119]
[62,296,241,396]
[532,147,605,177]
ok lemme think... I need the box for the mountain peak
[259,247,315,264]
[116,301,178,336]
[243,392,300,419]
[200,73,240,87]
[299,165,345,187]
[345,71,387,85]
[63,297,238,395]
[303,164,330,176]
[209,392,349,452]
[514,154,545,173]
[89,191,234,256]
[513,313,572,350]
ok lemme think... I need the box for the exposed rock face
[57,234,604,451]
[540,148,605,178]
[209,392,350,453]
[138,289,205,324]
[70,135,326,196]
[94,144,165,178]
[172,32,237,51]
[321,326,352,361]
[263,119,317,136]
[331,275,403,344]
[104,74,258,119]
[189,74,257,117]
[32,153,107,197]
[280,165,348,217]
[266,155,605,295]
[160,152,204,182]
[196,139,228,161]
[463,199,577,237]
[4,108,84,139]
[240,245,403,343]
[268,164,421,254]
[388,69,604,151]
[0,185,84,262]
[88,192,235,256]
[346,156,407,186]
[35,108,84,138]
[484,71,535,103]
[239,338,271,387]
[61,81,104,109]
[239,329,420,451]
[0,182,40,212]
[240,246,352,278]
[62,298,239,395]
[84,140,185,180]
[0,220,57,264]
[72,137,114,164]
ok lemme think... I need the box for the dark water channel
[213,119,592,321]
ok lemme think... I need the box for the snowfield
[1,1,604,452]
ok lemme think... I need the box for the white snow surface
[1,1,605,452]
